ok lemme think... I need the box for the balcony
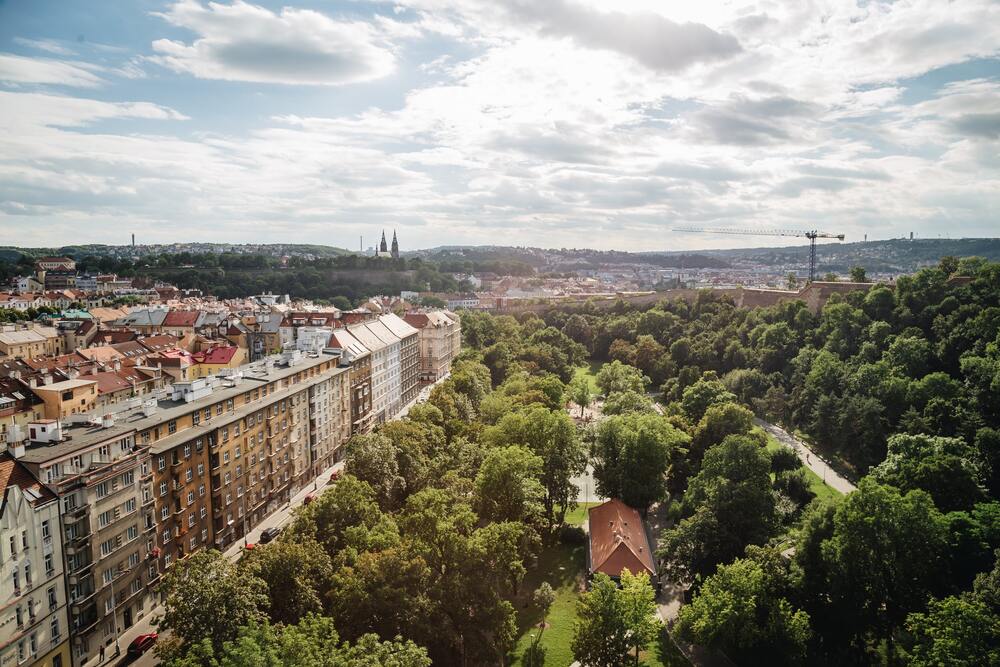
[62,505,89,523]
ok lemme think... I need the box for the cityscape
[1,1,1000,666]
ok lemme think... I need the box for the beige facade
[32,380,98,420]
[0,456,71,667]
[404,311,462,383]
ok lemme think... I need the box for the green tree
[595,360,648,396]
[567,374,592,417]
[675,547,810,665]
[680,375,737,423]
[850,265,868,282]
[601,389,655,416]
[592,413,689,513]
[821,479,949,660]
[906,596,1000,667]
[571,572,659,667]
[473,445,545,525]
[239,538,332,625]
[533,582,556,628]
[345,432,407,510]
[155,550,269,657]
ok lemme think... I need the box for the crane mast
[673,227,846,283]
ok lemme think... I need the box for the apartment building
[33,380,99,420]
[13,422,151,667]
[0,328,64,360]
[0,454,71,667]
[404,310,462,382]
[0,377,45,445]
[379,314,420,408]
[346,324,392,424]
[362,320,402,419]
[328,330,373,435]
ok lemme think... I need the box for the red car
[303,493,316,505]
[127,633,157,657]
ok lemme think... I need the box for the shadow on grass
[655,627,693,667]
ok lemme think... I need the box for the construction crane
[673,227,846,283]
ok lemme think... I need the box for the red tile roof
[138,335,180,353]
[0,454,57,508]
[163,310,200,327]
[192,347,238,365]
[588,499,655,578]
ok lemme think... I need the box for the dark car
[126,633,158,658]
[259,527,281,544]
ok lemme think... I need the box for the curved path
[755,418,856,494]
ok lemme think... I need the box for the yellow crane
[674,227,846,283]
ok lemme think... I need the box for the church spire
[379,230,388,252]
[391,230,399,259]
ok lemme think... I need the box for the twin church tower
[375,230,399,259]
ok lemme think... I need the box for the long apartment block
[6,349,357,666]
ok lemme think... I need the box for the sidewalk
[103,459,347,667]
[755,418,857,494]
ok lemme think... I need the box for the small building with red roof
[586,498,657,588]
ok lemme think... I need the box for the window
[224,472,231,485]
[47,587,57,610]
[157,455,165,470]
[222,427,229,442]
[44,552,54,576]
[216,403,223,415]
[183,444,191,459]
[124,498,136,514]
[185,469,193,483]
[21,530,27,550]
[235,465,242,477]
[41,520,50,539]
[126,525,138,541]
[27,599,34,620]
[129,552,140,568]
[50,616,60,641]
[187,491,194,504]
[225,493,232,505]
[188,514,195,528]
[122,470,134,486]
[200,506,207,519]
[160,506,168,520]
[201,528,208,542]
[99,444,110,459]
[226,399,233,411]
[167,420,177,434]
[198,484,205,497]
[206,407,213,420]
[28,633,35,656]
[159,482,167,496]
[24,562,31,585]
[192,411,200,426]
[197,463,204,476]
[234,445,241,459]
[162,529,171,544]
[96,482,109,498]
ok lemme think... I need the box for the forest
[151,254,1000,666]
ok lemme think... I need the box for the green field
[572,361,603,395]
[766,436,841,503]
[508,502,689,667]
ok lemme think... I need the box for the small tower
[391,230,399,259]
[379,230,388,254]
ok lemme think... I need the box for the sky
[0,0,997,252]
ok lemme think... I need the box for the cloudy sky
[0,0,997,251]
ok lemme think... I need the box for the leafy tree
[345,432,407,510]
[601,389,655,416]
[155,550,269,657]
[165,615,431,667]
[595,360,648,396]
[474,445,545,525]
[675,547,810,665]
[906,596,1000,667]
[592,413,689,513]
[481,407,586,530]
[239,538,332,626]
[820,479,949,661]
[870,433,986,511]
[571,572,659,667]
[849,265,868,282]
[680,375,737,423]
[660,435,776,582]
[567,375,592,417]
[533,583,556,628]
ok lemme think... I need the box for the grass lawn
[572,361,603,395]
[508,502,690,667]
[766,436,841,503]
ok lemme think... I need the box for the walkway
[755,418,857,494]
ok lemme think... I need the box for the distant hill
[0,243,352,261]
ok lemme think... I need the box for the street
[755,418,857,494]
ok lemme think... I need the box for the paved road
[755,418,857,494]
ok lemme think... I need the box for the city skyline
[0,0,998,251]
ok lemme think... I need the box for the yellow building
[31,379,98,419]
[190,346,246,379]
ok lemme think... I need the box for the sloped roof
[379,313,418,339]
[138,334,180,353]
[163,310,202,327]
[588,498,655,577]
[192,346,239,365]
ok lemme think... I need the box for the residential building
[345,323,391,424]
[0,377,45,445]
[0,327,64,360]
[189,347,245,379]
[327,330,372,435]
[32,380,99,419]
[404,310,462,382]
[586,499,657,587]
[13,421,152,667]
[35,258,76,291]
[362,320,402,418]
[0,454,71,667]
[379,313,420,407]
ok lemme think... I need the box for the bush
[774,468,815,507]
[559,524,588,545]
[770,447,801,474]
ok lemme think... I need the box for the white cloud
[149,0,396,85]
[0,53,104,88]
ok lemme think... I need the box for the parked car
[303,493,316,505]
[127,633,158,658]
[259,527,282,544]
